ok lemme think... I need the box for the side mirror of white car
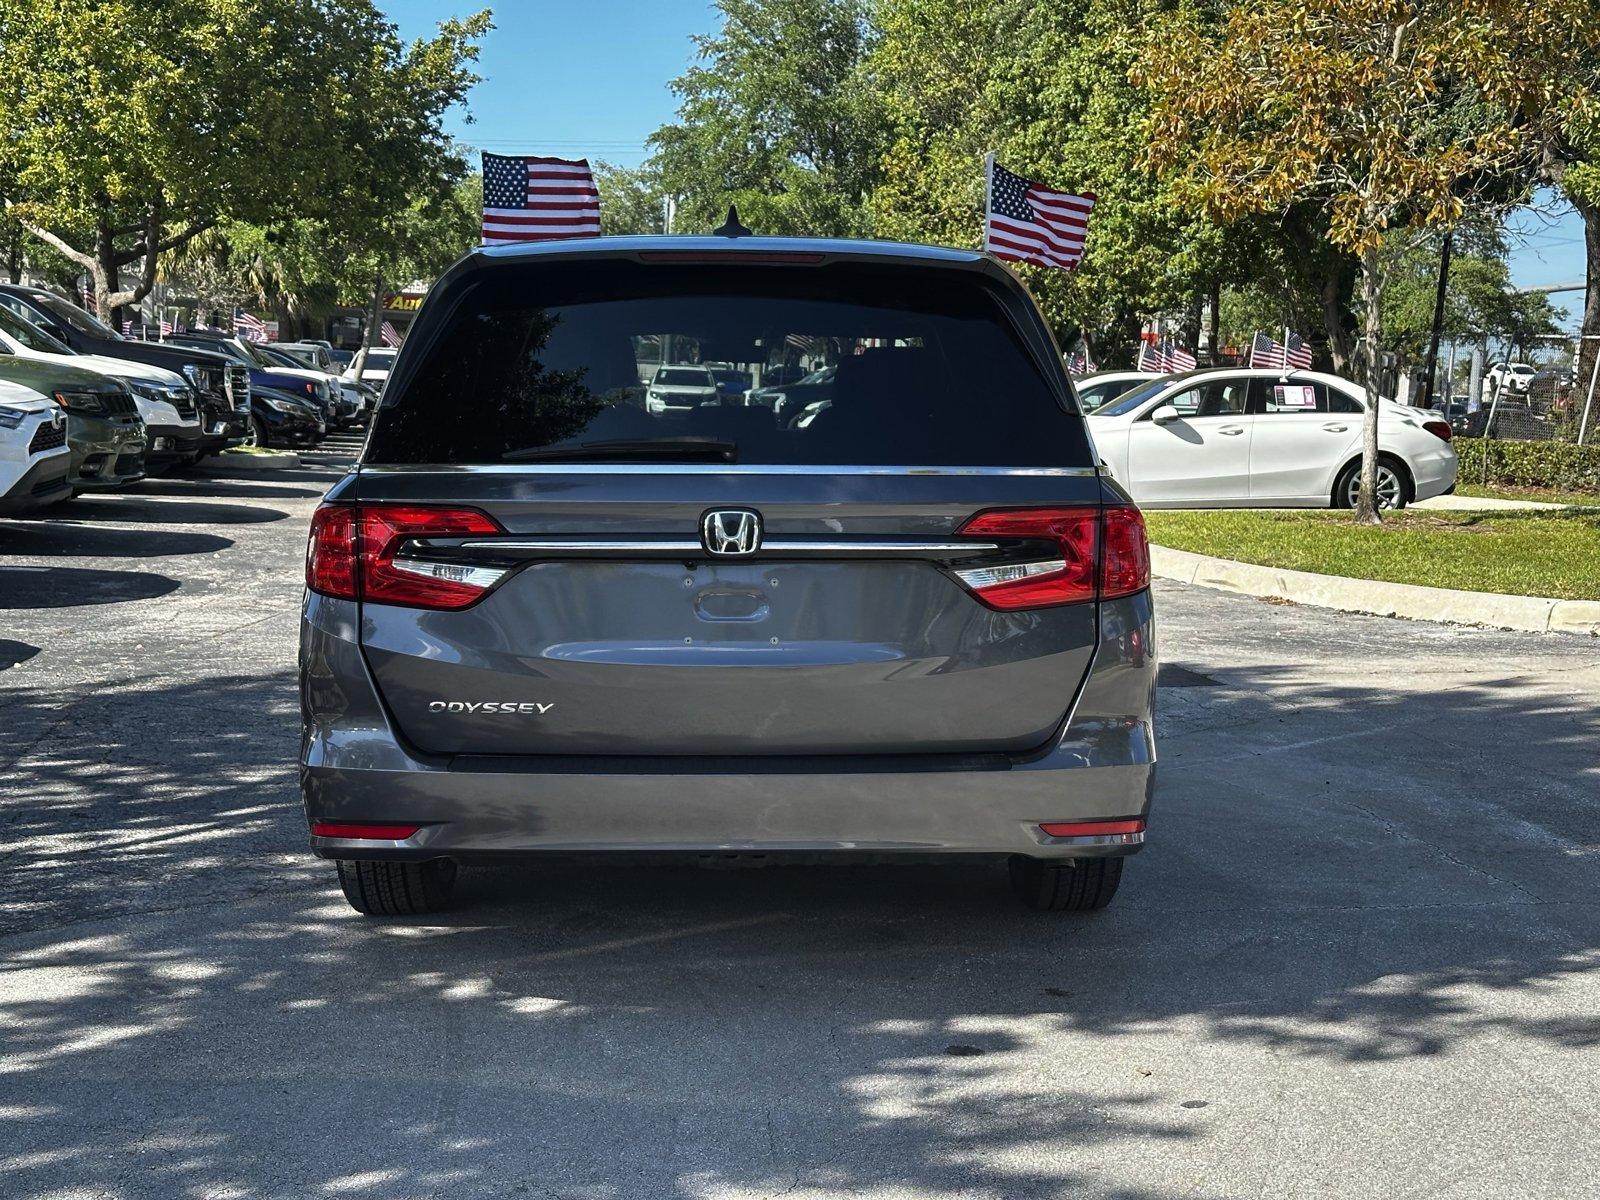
[1150,404,1181,425]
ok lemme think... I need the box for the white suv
[0,379,72,514]
[1486,362,1537,395]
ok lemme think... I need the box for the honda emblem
[701,509,761,556]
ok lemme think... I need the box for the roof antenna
[713,205,751,238]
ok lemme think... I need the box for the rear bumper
[1409,443,1458,502]
[299,591,1158,861]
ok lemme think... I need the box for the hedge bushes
[1453,438,1600,494]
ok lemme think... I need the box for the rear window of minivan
[366,260,1091,467]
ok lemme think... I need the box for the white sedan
[1085,369,1458,509]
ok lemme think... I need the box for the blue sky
[383,1,1586,327]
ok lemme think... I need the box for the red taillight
[1099,506,1151,600]
[1039,819,1145,837]
[955,505,1150,609]
[310,821,422,840]
[1423,419,1452,442]
[306,504,358,599]
[305,503,503,609]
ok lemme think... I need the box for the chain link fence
[1449,338,1599,446]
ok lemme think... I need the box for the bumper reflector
[1038,819,1146,844]
[310,821,422,840]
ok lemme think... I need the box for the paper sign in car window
[1273,385,1317,410]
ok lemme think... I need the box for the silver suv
[299,236,1157,915]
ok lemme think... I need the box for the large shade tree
[647,0,884,237]
[870,0,1257,364]
[1140,0,1596,522]
[0,0,488,321]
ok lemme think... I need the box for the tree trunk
[1180,295,1202,356]
[1319,254,1358,373]
[3,227,21,284]
[350,271,384,380]
[1421,230,1453,409]
[1577,196,1600,416]
[1356,248,1385,525]
[96,218,120,327]
[1206,278,1221,364]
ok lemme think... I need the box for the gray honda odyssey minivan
[300,235,1156,916]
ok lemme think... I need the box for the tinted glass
[1162,378,1249,418]
[656,367,711,385]
[367,261,1089,467]
[0,304,73,354]
[1091,379,1168,416]
[31,292,120,338]
[1253,380,1363,414]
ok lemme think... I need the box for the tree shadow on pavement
[0,521,232,558]
[0,565,181,608]
[0,658,1597,1198]
[131,480,325,501]
[40,497,291,525]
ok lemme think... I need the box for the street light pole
[1421,229,1453,408]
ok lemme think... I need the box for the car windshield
[656,367,711,385]
[185,339,251,364]
[257,346,302,368]
[1091,379,1170,416]
[0,304,74,354]
[31,292,122,339]
[367,260,1088,468]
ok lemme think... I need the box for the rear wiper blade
[504,437,738,463]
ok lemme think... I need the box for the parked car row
[0,285,380,516]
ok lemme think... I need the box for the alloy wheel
[1346,464,1403,509]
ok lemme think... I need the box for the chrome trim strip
[453,538,1001,556]
[1038,831,1146,848]
[360,463,1101,477]
[763,540,999,554]
[456,538,703,553]
[953,558,1066,589]
[391,558,508,588]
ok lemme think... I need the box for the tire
[335,858,457,916]
[1333,455,1411,511]
[246,415,271,450]
[1008,855,1124,912]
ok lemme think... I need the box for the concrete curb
[1150,545,1600,636]
[212,451,302,471]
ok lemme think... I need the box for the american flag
[1137,338,1197,373]
[234,307,267,343]
[481,152,601,244]
[380,320,401,348]
[1249,330,1313,370]
[983,160,1095,270]
[1066,347,1097,375]
[160,318,173,338]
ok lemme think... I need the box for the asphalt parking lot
[2,455,1598,1200]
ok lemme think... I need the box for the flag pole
[983,151,995,247]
